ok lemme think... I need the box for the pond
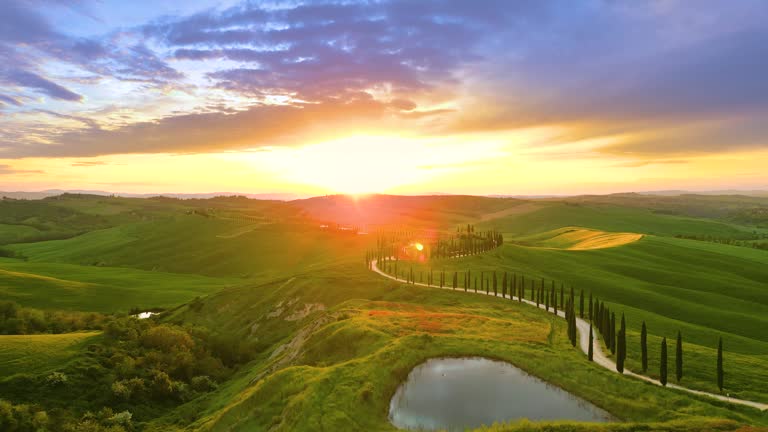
[389,357,615,431]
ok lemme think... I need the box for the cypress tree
[676,331,683,383]
[474,277,477,293]
[579,290,584,318]
[570,303,577,347]
[610,312,616,354]
[545,290,549,312]
[588,325,594,361]
[660,337,668,386]
[641,321,648,372]
[493,271,498,296]
[588,292,593,322]
[617,313,626,373]
[717,337,724,391]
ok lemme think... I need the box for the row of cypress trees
[370,254,728,393]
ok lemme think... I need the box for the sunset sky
[1,0,767,196]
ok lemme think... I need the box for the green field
[0,331,101,376]
[401,203,768,403]
[0,194,767,431]
[0,258,236,312]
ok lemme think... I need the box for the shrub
[46,371,69,387]
[190,375,217,392]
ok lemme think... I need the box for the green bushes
[0,301,106,335]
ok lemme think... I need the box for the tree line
[365,225,503,266]
[369,256,730,394]
[0,301,107,335]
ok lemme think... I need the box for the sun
[414,242,424,251]
[251,135,436,194]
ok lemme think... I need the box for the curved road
[370,259,768,411]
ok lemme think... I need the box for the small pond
[389,357,615,431]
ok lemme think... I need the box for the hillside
[1,193,767,431]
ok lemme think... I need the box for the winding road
[370,259,768,411]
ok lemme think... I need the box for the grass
[1,194,768,431]
[400,233,768,403]
[514,227,643,250]
[147,266,768,431]
[478,202,757,238]
[8,215,370,279]
[0,258,236,312]
[0,331,101,376]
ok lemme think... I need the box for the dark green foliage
[616,313,626,373]
[579,289,584,319]
[661,337,668,386]
[641,321,648,373]
[676,331,683,383]
[588,325,594,361]
[0,301,106,335]
[717,337,724,391]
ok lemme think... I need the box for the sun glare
[414,242,424,251]
[248,134,508,194]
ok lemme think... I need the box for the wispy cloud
[0,163,43,175]
[0,0,766,164]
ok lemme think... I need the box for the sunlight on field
[518,227,643,250]
[0,332,100,375]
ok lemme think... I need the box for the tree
[717,337,724,391]
[641,321,648,372]
[616,313,626,373]
[676,331,683,382]
[610,312,616,355]
[588,325,594,361]
[660,337,668,386]
[579,290,584,319]
[588,292,593,321]
[493,272,498,296]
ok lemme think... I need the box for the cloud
[611,160,688,168]
[0,164,43,175]
[0,97,403,158]
[0,95,22,107]
[1,0,767,161]
[0,70,83,101]
[71,161,108,167]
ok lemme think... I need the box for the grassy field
[148,264,767,431]
[0,331,101,376]
[477,202,759,238]
[513,227,643,250]
[8,216,369,279]
[0,258,236,312]
[1,194,767,431]
[401,226,768,402]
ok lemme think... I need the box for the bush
[46,372,69,387]
[190,375,217,392]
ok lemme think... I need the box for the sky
[0,0,767,196]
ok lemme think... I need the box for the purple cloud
[1,70,82,101]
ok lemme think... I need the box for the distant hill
[0,189,300,201]
[287,194,527,228]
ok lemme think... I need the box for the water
[389,357,615,431]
